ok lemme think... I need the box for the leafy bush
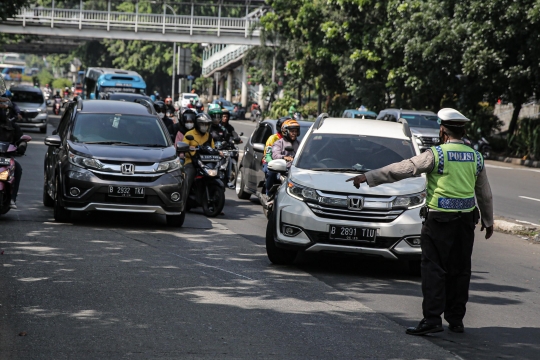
[269,93,297,119]
[507,117,540,160]
[465,102,504,140]
[37,70,54,88]
[299,101,319,117]
[52,78,72,91]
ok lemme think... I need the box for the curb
[493,156,540,168]
[494,219,540,243]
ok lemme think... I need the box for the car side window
[261,124,273,144]
[56,107,73,139]
[251,126,265,144]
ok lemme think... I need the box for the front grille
[23,111,39,120]
[307,203,403,223]
[421,136,440,147]
[93,173,161,183]
[100,160,155,166]
[304,230,400,249]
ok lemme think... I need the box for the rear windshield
[296,134,415,172]
[183,94,197,100]
[11,91,43,104]
[70,113,168,147]
[401,114,439,129]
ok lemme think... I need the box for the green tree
[0,0,30,20]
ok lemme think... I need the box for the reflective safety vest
[426,143,484,212]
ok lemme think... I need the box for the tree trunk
[297,85,302,104]
[317,90,322,115]
[507,98,524,139]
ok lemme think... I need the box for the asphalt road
[0,115,538,359]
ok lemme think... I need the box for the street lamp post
[164,4,177,102]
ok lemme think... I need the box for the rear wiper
[83,141,134,146]
[311,168,369,173]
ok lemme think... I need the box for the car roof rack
[397,117,412,138]
[135,99,156,115]
[313,113,329,130]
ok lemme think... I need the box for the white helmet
[437,108,470,125]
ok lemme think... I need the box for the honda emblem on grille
[121,163,135,175]
[347,196,364,210]
[432,137,440,143]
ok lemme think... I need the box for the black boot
[406,319,444,336]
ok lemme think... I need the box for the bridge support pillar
[258,84,265,112]
[241,65,248,107]
[226,71,233,102]
[219,76,225,98]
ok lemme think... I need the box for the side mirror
[185,135,194,141]
[253,143,264,152]
[284,145,294,152]
[20,135,32,142]
[268,159,288,174]
[44,135,61,147]
[176,142,189,153]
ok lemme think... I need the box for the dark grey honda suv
[43,98,189,226]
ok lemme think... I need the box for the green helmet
[207,103,222,125]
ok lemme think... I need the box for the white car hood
[290,167,426,196]
[410,127,439,138]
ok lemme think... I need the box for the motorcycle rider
[4,90,22,121]
[164,96,175,114]
[154,101,175,141]
[0,98,23,209]
[220,109,237,137]
[267,120,301,194]
[173,108,197,146]
[182,113,222,196]
[263,116,290,194]
[195,100,204,114]
[208,107,229,144]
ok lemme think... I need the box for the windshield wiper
[137,143,167,147]
[83,141,134,146]
[310,168,369,173]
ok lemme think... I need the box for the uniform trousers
[420,210,476,326]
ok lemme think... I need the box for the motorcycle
[472,136,491,159]
[251,108,261,123]
[215,131,243,189]
[184,135,226,217]
[260,146,295,219]
[0,135,31,215]
[53,98,62,115]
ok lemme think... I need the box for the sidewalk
[492,155,540,168]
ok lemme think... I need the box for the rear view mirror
[185,135,194,141]
[268,159,288,174]
[44,135,61,147]
[253,143,264,152]
[284,146,294,152]
[176,142,189,153]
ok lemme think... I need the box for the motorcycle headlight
[68,151,103,169]
[157,157,181,172]
[206,169,218,177]
[392,191,426,209]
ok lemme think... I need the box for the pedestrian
[346,108,494,336]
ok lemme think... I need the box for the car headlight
[157,157,181,172]
[0,170,9,181]
[415,137,423,145]
[286,180,349,206]
[68,151,103,169]
[392,191,426,209]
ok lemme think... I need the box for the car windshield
[217,100,233,107]
[70,113,169,147]
[183,95,197,100]
[11,91,43,104]
[401,114,439,129]
[296,134,415,172]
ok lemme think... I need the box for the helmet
[195,101,204,112]
[154,100,166,114]
[276,116,292,134]
[65,87,69,90]
[282,119,300,140]
[437,108,470,127]
[195,113,212,134]
[181,108,197,130]
[165,96,172,105]
[221,108,230,122]
[207,103,223,125]
[56,90,60,95]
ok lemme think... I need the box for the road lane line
[519,196,540,202]
[485,164,540,173]
[515,220,540,227]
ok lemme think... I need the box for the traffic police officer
[346,108,494,335]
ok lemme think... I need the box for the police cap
[437,108,470,127]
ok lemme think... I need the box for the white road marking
[515,219,540,227]
[485,164,540,173]
[519,196,540,202]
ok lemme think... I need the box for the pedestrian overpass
[0,0,267,46]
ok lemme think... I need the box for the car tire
[235,168,251,200]
[408,260,421,276]
[53,177,71,223]
[43,182,54,208]
[166,211,186,227]
[265,217,297,265]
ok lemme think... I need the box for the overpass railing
[202,44,251,76]
[10,5,265,38]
